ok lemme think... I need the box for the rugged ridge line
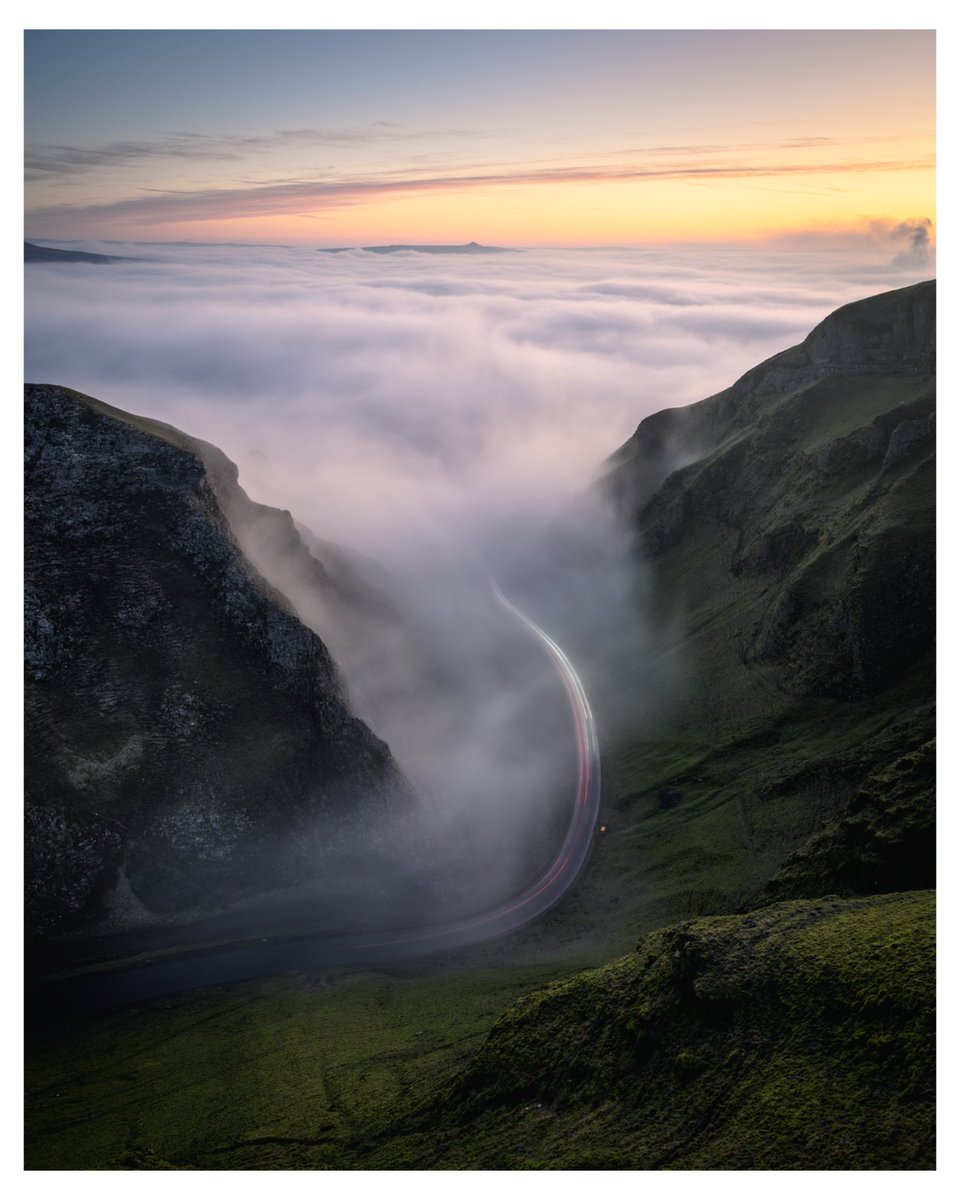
[604,281,935,701]
[605,279,935,511]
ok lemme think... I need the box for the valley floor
[25,890,933,1170]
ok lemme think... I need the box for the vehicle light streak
[31,582,603,1016]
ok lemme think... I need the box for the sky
[23,28,935,247]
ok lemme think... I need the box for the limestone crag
[25,384,412,937]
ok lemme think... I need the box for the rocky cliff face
[25,384,413,938]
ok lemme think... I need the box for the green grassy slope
[24,957,573,1170]
[26,893,933,1170]
[379,891,934,1169]
[581,283,935,931]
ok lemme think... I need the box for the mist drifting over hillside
[24,239,931,561]
[24,239,934,921]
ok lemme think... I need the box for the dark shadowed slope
[25,384,413,940]
[26,578,600,1017]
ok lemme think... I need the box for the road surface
[30,584,602,1017]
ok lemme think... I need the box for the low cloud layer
[24,241,932,560]
[23,241,935,918]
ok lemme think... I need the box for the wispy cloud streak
[27,154,936,230]
[25,125,495,179]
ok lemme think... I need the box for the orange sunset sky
[25,29,935,247]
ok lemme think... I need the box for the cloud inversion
[23,241,936,913]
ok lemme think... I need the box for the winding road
[31,584,602,1017]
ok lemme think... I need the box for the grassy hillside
[25,955,574,1169]
[578,282,935,933]
[379,891,934,1169]
[26,892,933,1169]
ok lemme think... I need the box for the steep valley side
[25,384,420,944]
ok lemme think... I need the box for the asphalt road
[30,584,602,1018]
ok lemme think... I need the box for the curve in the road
[31,584,602,1017]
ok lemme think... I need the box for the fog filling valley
[25,238,934,926]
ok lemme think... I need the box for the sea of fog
[24,240,932,568]
[23,240,935,917]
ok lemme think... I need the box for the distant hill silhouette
[25,241,125,264]
[321,241,513,255]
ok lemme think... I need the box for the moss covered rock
[380,892,933,1168]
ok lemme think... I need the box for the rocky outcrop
[802,282,935,375]
[705,279,935,433]
[604,281,936,701]
[386,893,934,1168]
[757,738,935,902]
[25,384,413,938]
[604,280,935,515]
